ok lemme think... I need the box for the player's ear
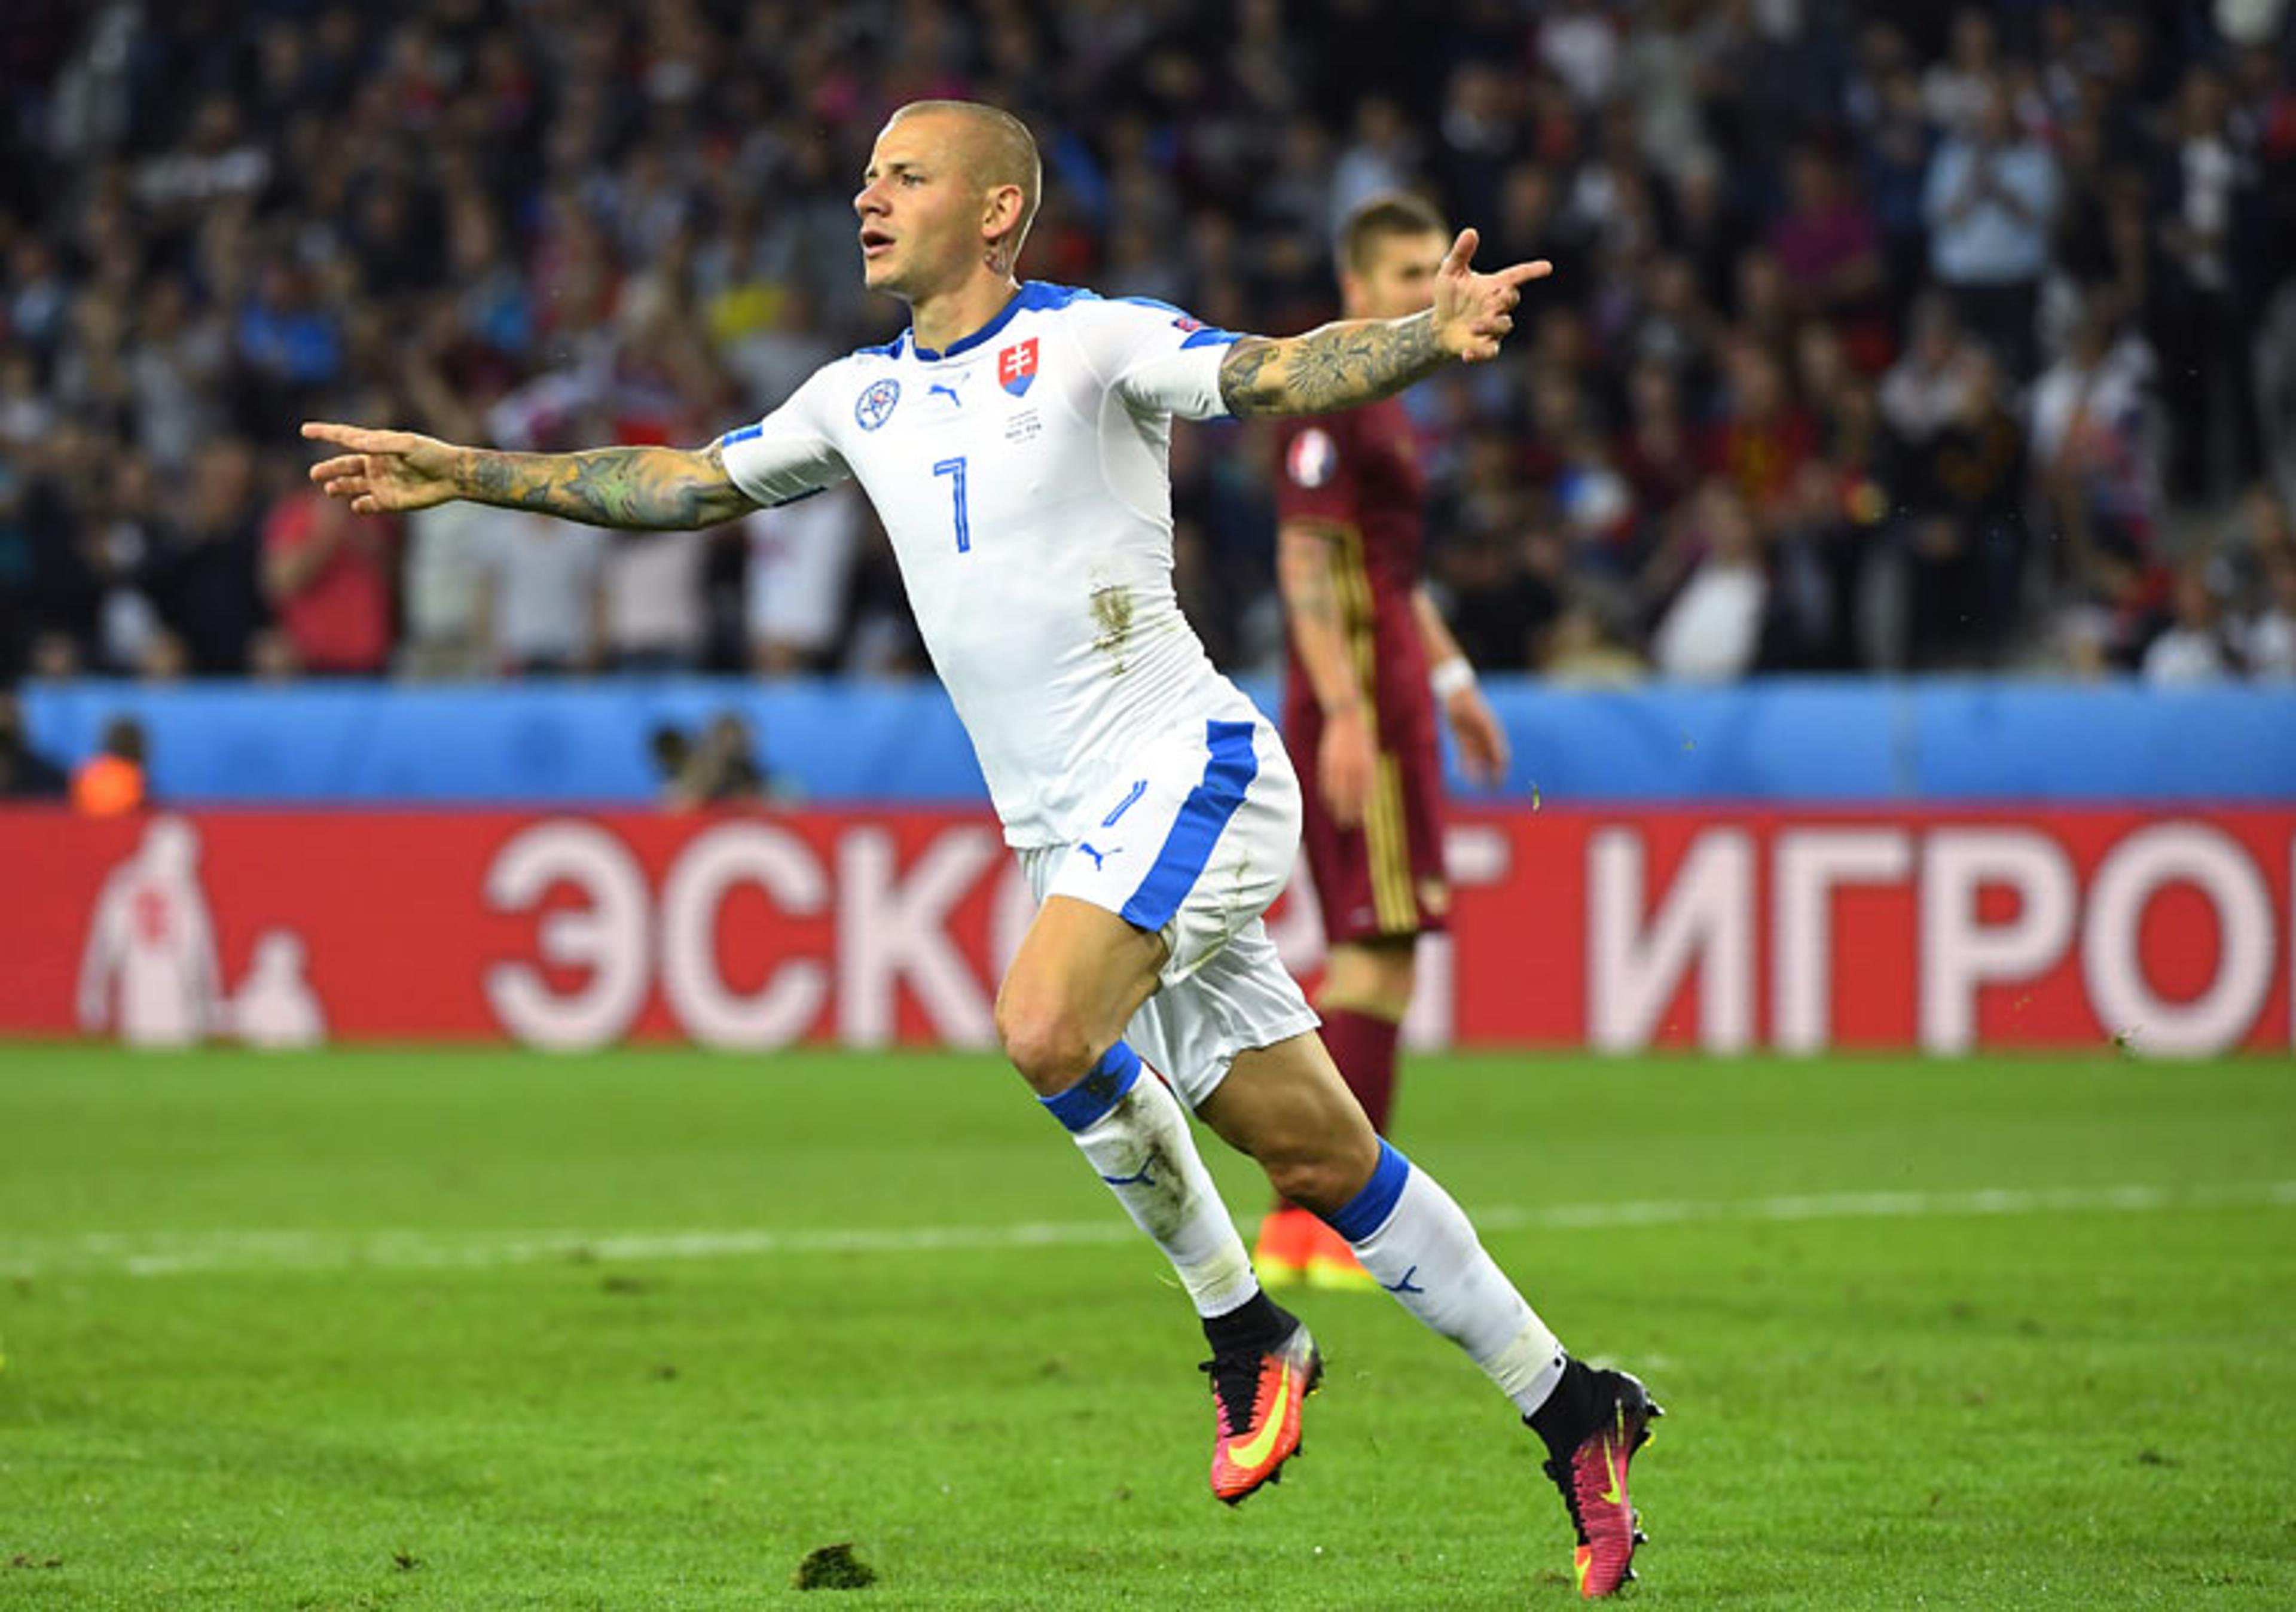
[982,183,1024,237]
[982,184,1025,270]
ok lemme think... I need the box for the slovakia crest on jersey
[997,337,1039,398]
[855,377,900,431]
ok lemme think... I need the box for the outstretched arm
[1219,228,1550,417]
[301,423,758,531]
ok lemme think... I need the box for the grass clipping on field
[794,1542,877,1590]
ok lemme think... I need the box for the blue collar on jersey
[869,281,1086,363]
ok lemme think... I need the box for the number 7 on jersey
[933,456,972,554]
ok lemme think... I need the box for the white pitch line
[3,1180,2291,1281]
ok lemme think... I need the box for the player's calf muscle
[1198,1044,1380,1211]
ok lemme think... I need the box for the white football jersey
[719,282,1264,847]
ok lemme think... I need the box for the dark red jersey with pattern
[1272,399,1449,942]
[1271,399,1431,720]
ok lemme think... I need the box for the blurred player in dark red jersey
[1256,195,1512,1288]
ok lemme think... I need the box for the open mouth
[859,228,894,258]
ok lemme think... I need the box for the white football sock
[1328,1142,1567,1417]
[1042,1042,1259,1319]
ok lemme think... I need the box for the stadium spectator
[127,274,231,474]
[1849,27,1938,322]
[1880,294,1989,446]
[1768,145,1885,334]
[1650,481,1769,683]
[1541,596,1647,686]
[145,440,270,677]
[1922,77,2059,377]
[1923,8,2010,138]
[2155,63,2265,502]
[2031,297,2161,576]
[1705,340,1817,528]
[2245,548,2296,678]
[649,722,696,809]
[396,499,502,680]
[689,710,798,807]
[601,528,708,673]
[478,516,607,677]
[744,484,864,674]
[2143,563,2243,683]
[0,689,66,799]
[261,485,397,677]
[1895,347,2030,665]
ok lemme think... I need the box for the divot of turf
[794,1543,876,1590]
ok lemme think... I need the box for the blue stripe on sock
[1324,1140,1411,1243]
[1040,1040,1143,1132]
[1119,720,1258,932]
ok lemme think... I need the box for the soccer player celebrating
[304,102,1656,1598]
[1253,194,1513,1294]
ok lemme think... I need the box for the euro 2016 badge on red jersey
[1286,426,1338,489]
[998,338,1039,398]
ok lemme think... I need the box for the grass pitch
[0,1046,2289,1610]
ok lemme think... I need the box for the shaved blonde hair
[888,100,1043,267]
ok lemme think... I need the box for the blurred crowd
[2,0,2295,692]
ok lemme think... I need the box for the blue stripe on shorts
[1119,720,1259,932]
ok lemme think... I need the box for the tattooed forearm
[459,443,754,530]
[1220,312,1450,417]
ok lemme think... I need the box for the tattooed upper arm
[688,441,756,529]
[1219,338,1284,417]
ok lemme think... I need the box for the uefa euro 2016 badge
[856,377,901,431]
[1287,426,1338,489]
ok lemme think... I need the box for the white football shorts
[1018,715,1320,1109]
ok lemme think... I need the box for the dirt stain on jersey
[1091,582,1135,675]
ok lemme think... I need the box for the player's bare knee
[994,996,1094,1096]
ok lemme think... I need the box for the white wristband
[1430,657,1476,701]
